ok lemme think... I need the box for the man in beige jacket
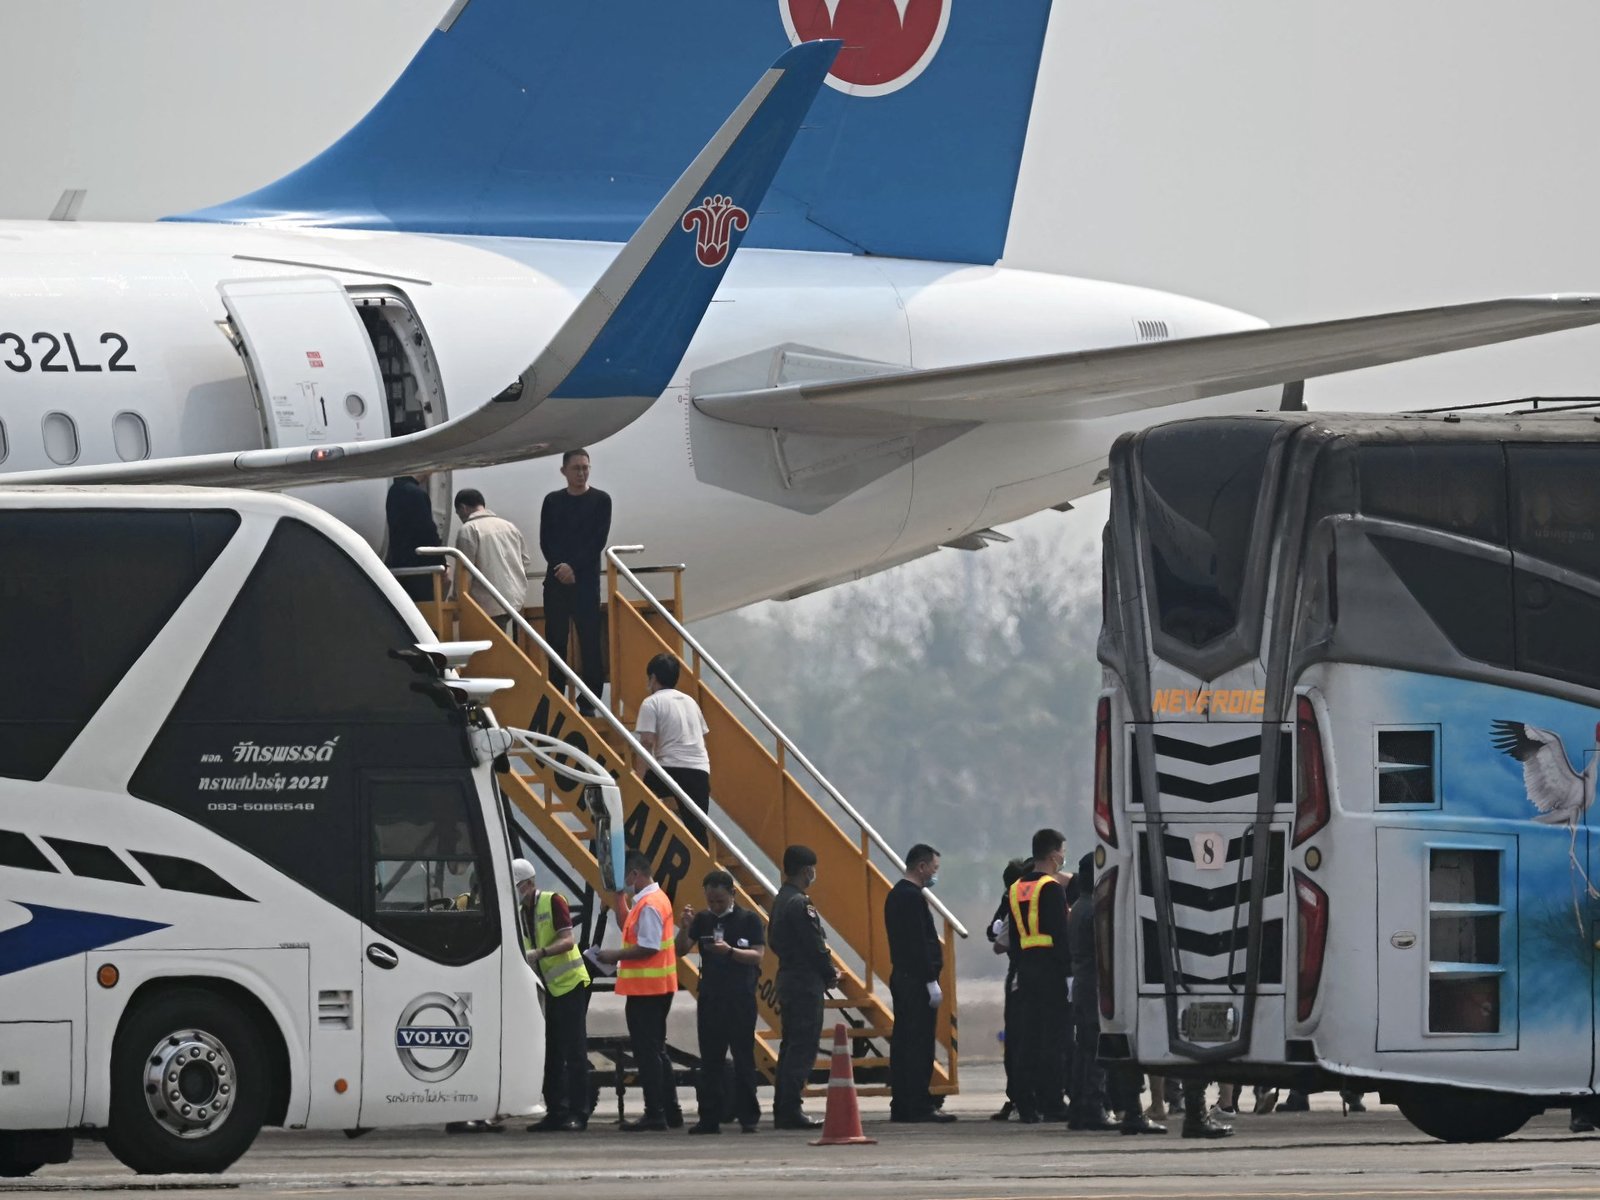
[453,488,532,631]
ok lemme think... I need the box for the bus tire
[0,1160,43,1178]
[1395,1085,1538,1143]
[105,986,271,1174]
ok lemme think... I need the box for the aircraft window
[41,412,79,465]
[112,411,150,462]
[367,775,498,964]
[0,509,239,781]
[131,517,474,921]
[1358,443,1506,545]
[0,419,8,464]
[1138,419,1278,650]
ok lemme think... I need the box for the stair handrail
[416,546,781,903]
[607,544,969,939]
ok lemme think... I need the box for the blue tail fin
[169,0,1053,265]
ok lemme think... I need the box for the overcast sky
[5,0,1599,602]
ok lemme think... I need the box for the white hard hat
[512,858,536,884]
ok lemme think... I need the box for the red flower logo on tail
[681,195,750,268]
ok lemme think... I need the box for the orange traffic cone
[810,1022,877,1146]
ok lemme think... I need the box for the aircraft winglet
[6,40,840,489]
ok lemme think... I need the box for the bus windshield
[1138,419,1278,652]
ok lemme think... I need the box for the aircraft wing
[692,296,1600,435]
[1,41,839,489]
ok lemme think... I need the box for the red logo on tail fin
[681,195,750,268]
[782,0,949,96]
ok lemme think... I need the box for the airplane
[4,0,1599,617]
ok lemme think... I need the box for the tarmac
[11,1062,1600,1199]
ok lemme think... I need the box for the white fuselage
[0,220,1268,615]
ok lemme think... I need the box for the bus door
[1375,829,1519,1052]
[359,773,504,1124]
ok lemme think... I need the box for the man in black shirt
[677,870,765,1134]
[1009,827,1072,1123]
[385,474,440,601]
[767,844,837,1129]
[539,449,612,715]
[885,842,953,1123]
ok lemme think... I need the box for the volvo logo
[394,992,473,1082]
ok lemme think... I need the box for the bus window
[1138,420,1277,650]
[1358,443,1506,544]
[131,517,473,921]
[0,509,238,781]
[1509,444,1600,577]
[1375,727,1437,806]
[1427,848,1504,1035]
[367,776,497,964]
[1367,536,1514,670]
[1508,445,1600,690]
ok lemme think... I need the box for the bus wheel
[1396,1085,1539,1142]
[105,987,271,1174]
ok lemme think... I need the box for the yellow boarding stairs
[412,545,968,1099]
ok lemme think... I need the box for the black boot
[1182,1089,1232,1140]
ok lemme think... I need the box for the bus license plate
[1181,1002,1236,1042]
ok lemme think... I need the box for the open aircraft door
[218,275,387,542]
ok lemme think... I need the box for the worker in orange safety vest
[588,851,682,1130]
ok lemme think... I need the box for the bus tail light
[1093,697,1117,848]
[1294,868,1329,1022]
[1094,865,1118,1020]
[1293,695,1329,847]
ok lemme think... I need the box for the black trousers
[1002,971,1019,1103]
[624,993,679,1119]
[648,766,712,846]
[697,986,759,1126]
[1069,1001,1106,1118]
[1013,977,1068,1117]
[774,972,824,1118]
[543,580,604,702]
[889,972,936,1117]
[543,983,591,1121]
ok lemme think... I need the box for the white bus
[1096,410,1600,1141]
[0,487,544,1176]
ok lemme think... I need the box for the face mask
[927,872,940,888]
[805,868,818,890]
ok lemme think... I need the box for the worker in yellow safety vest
[515,859,593,1132]
[1006,827,1073,1123]
[587,851,682,1130]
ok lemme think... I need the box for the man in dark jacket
[986,856,1031,1121]
[385,474,440,601]
[768,844,837,1129]
[885,842,953,1123]
[1069,853,1165,1135]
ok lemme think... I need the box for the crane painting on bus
[1491,719,1600,898]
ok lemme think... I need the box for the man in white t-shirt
[634,653,712,845]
